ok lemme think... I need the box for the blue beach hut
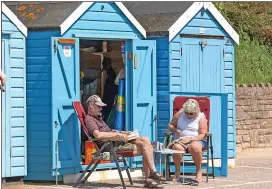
[125,1,239,176]
[6,1,157,181]
[1,2,27,181]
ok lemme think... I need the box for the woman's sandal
[144,180,163,188]
[191,177,202,186]
[148,172,166,182]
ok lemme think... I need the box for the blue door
[181,38,224,158]
[51,37,81,176]
[130,40,157,167]
[2,35,10,177]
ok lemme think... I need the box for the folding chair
[72,101,136,189]
[164,96,215,182]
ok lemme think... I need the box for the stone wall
[236,83,272,152]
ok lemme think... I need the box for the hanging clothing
[102,58,118,121]
[114,68,125,85]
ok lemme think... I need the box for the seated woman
[168,99,208,185]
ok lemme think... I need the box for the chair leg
[73,159,100,187]
[206,137,210,183]
[81,160,101,183]
[123,157,133,185]
[210,137,215,179]
[112,152,126,189]
[165,154,171,181]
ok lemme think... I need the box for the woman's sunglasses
[185,112,194,116]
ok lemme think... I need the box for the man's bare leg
[133,142,153,181]
[135,137,156,172]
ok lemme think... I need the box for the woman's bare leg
[172,144,185,179]
[188,141,203,181]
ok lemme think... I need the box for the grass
[214,2,272,84]
[235,40,272,84]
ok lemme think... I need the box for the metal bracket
[153,115,158,141]
[55,139,63,186]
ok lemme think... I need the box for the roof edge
[60,2,146,38]
[204,2,239,45]
[168,2,203,42]
[115,2,146,38]
[2,2,28,37]
[168,2,239,45]
[60,2,94,35]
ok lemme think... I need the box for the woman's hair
[183,99,200,114]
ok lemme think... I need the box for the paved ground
[3,149,272,189]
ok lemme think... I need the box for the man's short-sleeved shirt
[84,114,111,148]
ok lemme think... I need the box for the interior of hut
[79,39,126,163]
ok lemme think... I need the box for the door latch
[134,54,138,69]
[200,40,207,48]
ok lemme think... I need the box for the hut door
[130,40,157,167]
[181,37,224,159]
[2,35,10,177]
[51,37,81,176]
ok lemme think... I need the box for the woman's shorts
[168,139,208,152]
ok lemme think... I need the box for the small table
[154,149,186,183]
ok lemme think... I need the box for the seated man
[168,99,208,186]
[84,95,166,188]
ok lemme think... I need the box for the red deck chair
[72,101,135,189]
[164,96,215,182]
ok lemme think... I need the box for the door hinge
[8,43,10,54]
[180,48,182,56]
[223,49,225,57]
[54,39,57,53]
[54,121,58,128]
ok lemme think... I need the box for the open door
[51,37,81,176]
[2,35,9,177]
[130,40,157,167]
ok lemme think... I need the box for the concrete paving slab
[3,149,272,189]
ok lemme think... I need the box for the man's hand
[178,137,192,144]
[120,133,129,143]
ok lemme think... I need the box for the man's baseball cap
[86,95,107,107]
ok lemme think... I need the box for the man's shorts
[102,140,136,152]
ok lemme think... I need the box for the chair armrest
[205,132,212,137]
[164,131,172,137]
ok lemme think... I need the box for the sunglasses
[185,112,195,116]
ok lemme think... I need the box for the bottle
[102,41,107,52]
[121,42,125,62]
[121,42,125,54]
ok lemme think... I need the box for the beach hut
[6,1,157,181]
[125,1,239,175]
[1,3,27,180]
